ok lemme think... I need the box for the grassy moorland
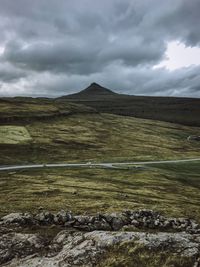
[0,162,200,221]
[0,97,199,222]
[0,113,200,165]
[0,97,95,123]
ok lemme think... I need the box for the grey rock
[93,219,111,231]
[54,210,73,225]
[35,211,54,225]
[1,210,199,233]
[3,231,200,267]
[74,215,90,225]
[131,219,140,227]
[0,213,33,226]
[191,221,199,230]
[111,217,124,230]
[99,213,113,223]
[154,219,160,227]
[0,232,44,265]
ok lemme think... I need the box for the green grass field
[0,113,200,165]
[0,100,200,221]
[1,161,200,221]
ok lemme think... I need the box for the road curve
[0,158,200,171]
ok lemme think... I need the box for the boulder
[0,213,33,226]
[35,211,54,225]
[54,210,73,225]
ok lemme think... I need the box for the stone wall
[1,209,200,234]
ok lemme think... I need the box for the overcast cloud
[0,0,200,97]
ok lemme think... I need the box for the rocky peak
[79,82,117,96]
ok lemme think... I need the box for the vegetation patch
[0,126,32,144]
[98,241,195,267]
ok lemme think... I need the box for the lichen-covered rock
[1,210,200,266]
[3,231,200,267]
[0,232,44,265]
[0,213,34,226]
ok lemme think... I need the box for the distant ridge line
[56,82,200,127]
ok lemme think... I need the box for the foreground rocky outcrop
[0,210,200,266]
[0,232,45,265]
[1,230,200,266]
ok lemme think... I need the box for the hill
[65,82,119,100]
[0,103,200,220]
[0,97,96,123]
[0,105,200,165]
[57,83,200,127]
[0,94,199,165]
[0,96,200,225]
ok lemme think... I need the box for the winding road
[0,158,200,171]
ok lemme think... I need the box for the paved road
[0,158,200,171]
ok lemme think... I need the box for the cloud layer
[0,0,200,97]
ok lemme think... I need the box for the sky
[0,0,200,98]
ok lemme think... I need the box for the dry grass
[0,109,199,220]
[0,162,200,222]
[1,113,200,165]
[98,241,195,267]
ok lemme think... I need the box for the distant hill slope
[0,110,200,165]
[0,97,96,123]
[1,83,200,126]
[57,83,200,127]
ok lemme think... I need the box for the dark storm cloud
[0,0,199,97]
[0,63,27,82]
[2,39,102,74]
[155,0,200,46]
